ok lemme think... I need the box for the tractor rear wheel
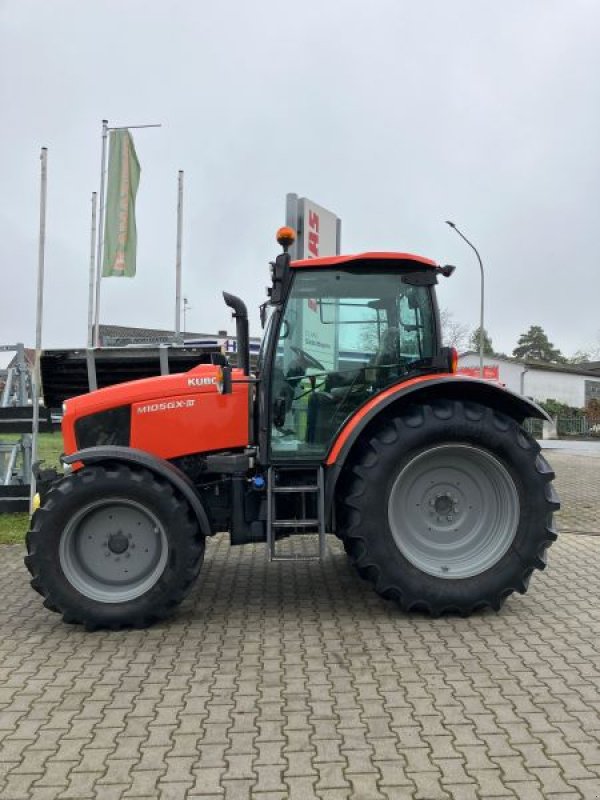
[338,399,559,615]
[25,463,205,629]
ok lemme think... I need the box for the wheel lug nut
[447,515,453,521]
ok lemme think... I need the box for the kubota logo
[187,377,216,387]
[137,399,196,414]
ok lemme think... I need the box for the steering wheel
[290,345,325,372]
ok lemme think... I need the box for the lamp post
[445,221,485,378]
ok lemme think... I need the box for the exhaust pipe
[222,292,250,376]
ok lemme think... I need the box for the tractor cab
[265,254,440,459]
[225,227,456,464]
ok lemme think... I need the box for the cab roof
[291,252,437,269]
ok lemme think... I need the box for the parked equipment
[26,228,559,629]
[0,344,55,511]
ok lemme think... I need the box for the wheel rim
[59,498,168,603]
[388,444,519,579]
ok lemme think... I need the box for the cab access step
[266,465,327,561]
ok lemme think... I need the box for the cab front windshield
[270,268,436,458]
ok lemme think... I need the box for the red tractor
[26,228,559,629]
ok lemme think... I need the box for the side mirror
[269,252,290,305]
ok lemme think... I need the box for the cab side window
[270,270,435,459]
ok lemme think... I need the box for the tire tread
[25,463,205,629]
[339,400,559,615]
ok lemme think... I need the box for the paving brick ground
[548,450,600,534]
[0,450,599,799]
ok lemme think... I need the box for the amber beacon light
[276,226,296,250]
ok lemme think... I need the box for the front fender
[62,446,212,536]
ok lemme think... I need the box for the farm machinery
[26,228,559,628]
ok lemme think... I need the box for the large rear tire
[25,463,205,629]
[337,399,559,615]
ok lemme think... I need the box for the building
[458,352,600,409]
[99,324,262,357]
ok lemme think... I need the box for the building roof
[459,351,600,379]
[99,324,261,347]
[99,324,215,344]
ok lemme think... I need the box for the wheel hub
[59,498,168,603]
[107,531,129,555]
[388,444,520,579]
[432,492,456,519]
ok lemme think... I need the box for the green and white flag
[102,130,141,277]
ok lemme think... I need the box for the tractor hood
[62,364,250,461]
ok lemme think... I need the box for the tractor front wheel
[338,399,559,615]
[25,464,205,629]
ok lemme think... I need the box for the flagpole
[29,147,48,512]
[87,191,98,347]
[93,119,108,347]
[174,170,184,344]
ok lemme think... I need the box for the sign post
[285,193,341,259]
[284,194,342,371]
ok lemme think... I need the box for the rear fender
[325,375,550,520]
[62,446,212,536]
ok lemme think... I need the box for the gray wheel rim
[59,498,169,603]
[388,444,519,579]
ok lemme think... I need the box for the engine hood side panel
[130,389,249,459]
[62,365,250,461]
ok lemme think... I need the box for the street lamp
[445,221,485,379]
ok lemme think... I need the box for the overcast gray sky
[1,0,599,362]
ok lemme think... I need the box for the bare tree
[572,337,600,363]
[569,349,591,365]
[439,308,470,352]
